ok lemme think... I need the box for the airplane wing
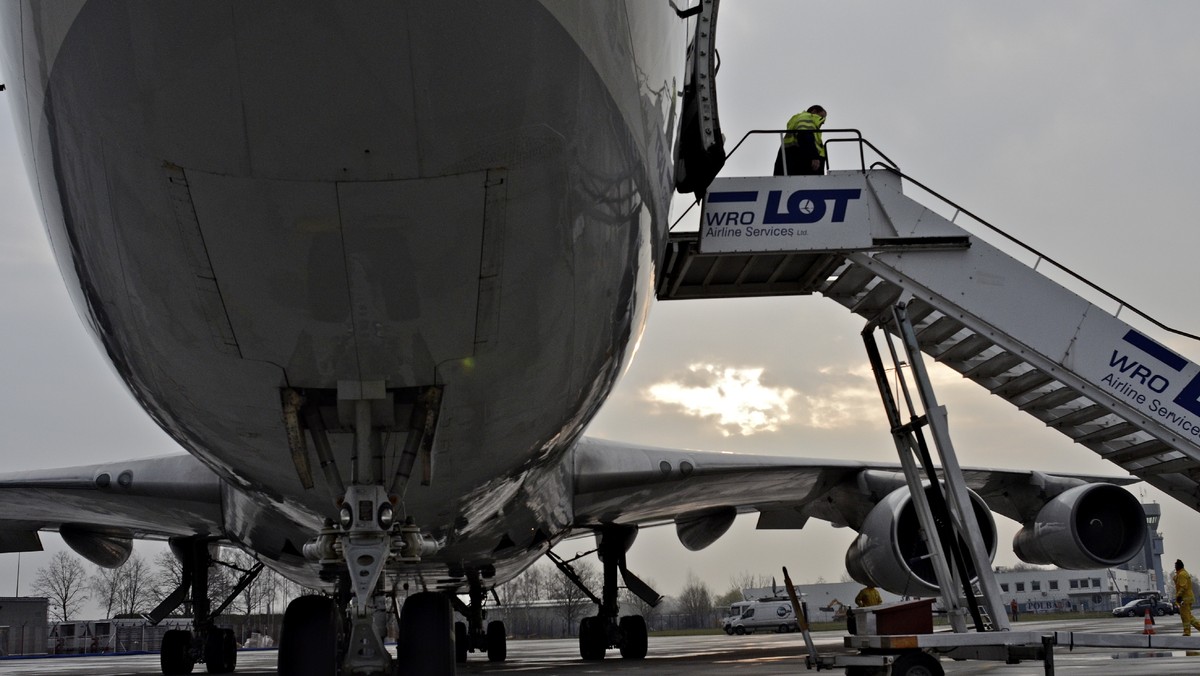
[571,437,1146,594]
[573,437,1138,531]
[0,455,224,565]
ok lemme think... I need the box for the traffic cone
[1143,608,1156,635]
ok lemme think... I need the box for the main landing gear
[147,537,263,675]
[547,525,661,661]
[450,574,507,664]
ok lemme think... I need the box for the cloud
[645,364,795,436]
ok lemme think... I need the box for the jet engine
[59,524,133,568]
[845,484,997,597]
[1012,483,1146,569]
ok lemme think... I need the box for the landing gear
[280,383,447,674]
[547,525,660,662]
[148,538,262,676]
[449,574,507,663]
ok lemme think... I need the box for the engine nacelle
[1012,483,1146,569]
[59,524,133,568]
[845,484,997,597]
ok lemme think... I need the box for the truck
[727,599,797,635]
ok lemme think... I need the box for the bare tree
[90,566,124,619]
[32,551,90,622]
[547,560,599,636]
[675,571,713,629]
[497,562,552,637]
[117,554,156,616]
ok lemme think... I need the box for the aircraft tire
[618,615,647,660]
[579,617,606,661]
[278,596,337,676]
[455,621,468,663]
[161,629,195,675]
[204,628,237,674]
[398,591,454,676]
[487,620,507,662]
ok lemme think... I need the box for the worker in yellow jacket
[773,105,827,176]
[1174,559,1200,636]
[855,584,882,609]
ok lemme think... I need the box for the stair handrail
[868,162,1200,344]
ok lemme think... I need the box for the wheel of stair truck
[204,628,237,674]
[486,620,507,662]
[579,616,607,661]
[397,591,455,675]
[891,651,944,676]
[161,629,195,675]
[278,596,338,676]
[618,615,647,660]
[455,621,468,663]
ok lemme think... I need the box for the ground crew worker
[847,583,881,635]
[1173,559,1200,635]
[773,105,827,176]
[1010,599,1019,621]
[855,584,882,608]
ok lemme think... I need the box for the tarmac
[2,617,1199,675]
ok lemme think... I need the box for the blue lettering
[763,189,862,225]
[1108,351,1139,374]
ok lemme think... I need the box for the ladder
[863,302,1010,633]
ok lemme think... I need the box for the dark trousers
[773,144,823,176]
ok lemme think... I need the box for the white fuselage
[2,1,686,586]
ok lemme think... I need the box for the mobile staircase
[658,130,1200,673]
[659,131,1200,511]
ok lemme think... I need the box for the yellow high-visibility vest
[782,111,826,158]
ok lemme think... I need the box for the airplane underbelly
[8,0,682,559]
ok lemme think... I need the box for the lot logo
[706,188,862,227]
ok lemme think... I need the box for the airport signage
[1074,326,1200,442]
[699,175,873,253]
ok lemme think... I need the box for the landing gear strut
[147,537,262,675]
[547,525,660,661]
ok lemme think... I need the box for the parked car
[1112,598,1176,617]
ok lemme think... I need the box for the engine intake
[1012,483,1146,569]
[845,484,996,597]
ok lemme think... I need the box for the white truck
[727,599,798,635]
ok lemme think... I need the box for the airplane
[0,2,1153,675]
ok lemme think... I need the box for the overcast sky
[3,1,1200,614]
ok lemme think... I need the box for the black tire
[454,621,468,663]
[618,615,647,660]
[397,592,455,676]
[1157,607,1167,616]
[1127,610,1137,617]
[161,629,195,675]
[486,620,507,662]
[778,623,791,633]
[733,626,746,635]
[724,626,733,635]
[204,628,237,674]
[579,617,606,661]
[278,596,338,676]
[892,651,944,676]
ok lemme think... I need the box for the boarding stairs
[658,155,1200,512]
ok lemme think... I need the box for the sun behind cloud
[645,364,797,436]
